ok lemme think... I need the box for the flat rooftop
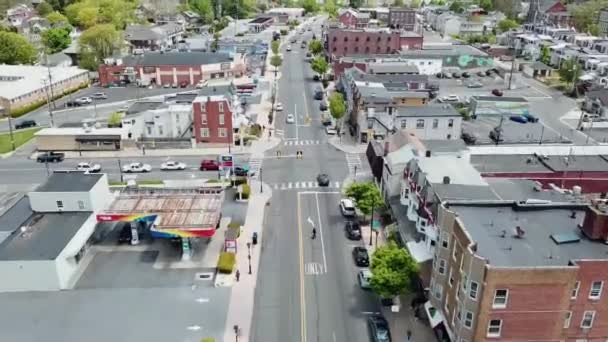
[34,172,103,193]
[0,210,92,261]
[451,204,605,267]
[472,95,528,103]
[418,155,487,186]
[540,155,608,172]
[396,104,460,118]
[471,154,553,173]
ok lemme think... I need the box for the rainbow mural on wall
[96,214,216,238]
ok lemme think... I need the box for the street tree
[558,57,581,88]
[211,32,221,50]
[370,242,419,299]
[539,45,551,65]
[189,0,215,24]
[410,0,421,8]
[349,0,363,9]
[0,31,37,65]
[42,26,72,53]
[46,11,69,26]
[449,0,464,13]
[301,0,319,13]
[271,40,280,55]
[310,56,329,80]
[323,0,338,18]
[79,24,121,63]
[270,54,283,74]
[107,111,123,127]
[345,182,384,218]
[36,1,54,16]
[329,92,345,125]
[393,0,404,6]
[308,39,323,55]
[497,18,519,33]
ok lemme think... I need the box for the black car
[319,102,328,111]
[313,74,320,81]
[345,221,361,240]
[65,100,82,107]
[117,223,132,244]
[36,151,65,163]
[352,246,369,267]
[367,315,392,342]
[234,166,249,177]
[314,91,324,100]
[461,72,471,78]
[15,120,36,129]
[317,173,330,186]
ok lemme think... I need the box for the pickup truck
[37,152,65,163]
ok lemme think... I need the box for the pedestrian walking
[235,269,241,282]
[406,329,412,341]
[311,228,316,239]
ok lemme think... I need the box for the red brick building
[192,85,235,144]
[338,8,370,29]
[325,28,423,60]
[98,52,246,87]
[388,8,417,31]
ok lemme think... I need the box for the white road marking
[186,325,202,331]
[305,262,323,275]
[288,182,293,189]
[334,182,340,188]
[361,311,381,315]
[295,182,301,188]
[315,193,328,273]
[308,181,314,188]
[195,298,209,303]
[274,184,279,190]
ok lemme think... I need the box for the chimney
[581,204,608,242]
[384,141,390,156]
[514,226,525,238]
[425,150,431,158]
[442,176,450,184]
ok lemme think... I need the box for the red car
[200,159,219,171]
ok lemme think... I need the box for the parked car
[117,223,132,244]
[163,83,171,88]
[477,71,486,77]
[286,113,295,124]
[196,80,208,89]
[509,115,528,123]
[123,162,152,173]
[179,81,188,88]
[466,81,483,88]
[161,161,187,170]
[36,151,65,163]
[485,69,494,76]
[340,198,356,217]
[233,165,250,176]
[65,100,81,107]
[345,221,362,240]
[358,269,372,289]
[325,127,337,135]
[171,83,178,88]
[319,101,328,111]
[313,74,320,81]
[461,132,477,145]
[274,102,284,111]
[352,246,370,267]
[286,45,292,51]
[317,173,330,186]
[76,162,101,173]
[491,89,503,96]
[461,72,471,78]
[522,112,539,123]
[75,97,92,105]
[91,92,107,100]
[200,159,220,171]
[15,120,36,129]
[452,72,461,78]
[367,315,392,342]
[301,42,307,48]
[440,95,460,102]
[314,91,323,100]
[321,114,333,126]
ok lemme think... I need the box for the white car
[275,103,284,111]
[91,92,107,100]
[123,162,151,173]
[286,45,292,51]
[358,269,372,289]
[440,95,460,102]
[196,80,208,89]
[340,198,356,217]
[76,162,101,173]
[286,113,295,124]
[75,97,92,105]
[161,161,187,171]
[325,127,337,135]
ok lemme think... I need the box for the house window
[401,120,407,128]
[434,283,443,300]
[147,126,152,135]
[344,37,348,42]
[448,118,454,127]
[487,319,502,337]
[581,311,595,328]
[438,259,446,274]
[77,200,85,210]
[56,200,63,209]
[219,114,225,126]
[433,119,439,129]
[200,127,210,138]
[441,232,449,248]
[201,114,207,125]
[452,244,458,261]
[564,311,572,329]
[493,289,508,309]
[589,281,603,299]
[448,268,454,287]
[158,126,163,135]
[218,102,224,113]
[469,281,479,300]
[416,119,424,128]
[200,103,206,112]
[571,281,580,299]
[354,46,359,53]
[464,311,473,328]
[219,127,227,137]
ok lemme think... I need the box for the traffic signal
[276,150,282,158]
[296,150,303,159]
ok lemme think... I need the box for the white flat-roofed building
[35,126,133,151]
[0,65,89,116]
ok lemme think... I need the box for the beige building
[35,126,133,151]
[0,65,89,116]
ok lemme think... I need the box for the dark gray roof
[472,95,528,103]
[125,25,162,41]
[540,155,608,172]
[471,154,553,173]
[35,173,103,192]
[420,139,467,152]
[529,61,553,71]
[346,67,429,84]
[165,92,198,103]
[586,88,608,106]
[198,84,236,97]
[126,101,164,115]
[123,52,232,67]
[485,178,577,202]
[433,184,498,201]
[395,104,460,117]
[0,211,92,260]
[0,196,32,233]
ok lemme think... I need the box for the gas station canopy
[96,187,224,238]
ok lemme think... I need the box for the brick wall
[327,29,401,59]
[192,98,233,144]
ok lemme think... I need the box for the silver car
[358,269,372,289]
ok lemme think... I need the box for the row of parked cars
[339,198,393,342]
[436,68,500,79]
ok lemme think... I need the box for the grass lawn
[0,127,41,154]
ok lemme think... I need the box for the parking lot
[436,74,551,101]
[462,115,572,145]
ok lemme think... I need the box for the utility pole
[369,199,374,246]
[259,167,263,193]
[4,109,15,151]
[45,51,57,110]
[507,56,515,90]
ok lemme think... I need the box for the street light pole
[259,167,263,193]
[369,199,374,246]
[6,113,15,151]
[247,242,252,274]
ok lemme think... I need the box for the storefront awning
[76,135,121,142]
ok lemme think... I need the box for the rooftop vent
[514,226,525,239]
[550,232,580,245]
[425,150,431,158]
[442,176,450,184]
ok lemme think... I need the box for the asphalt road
[252,17,380,342]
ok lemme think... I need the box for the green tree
[479,0,494,11]
[107,111,123,126]
[36,1,54,16]
[323,0,337,17]
[211,32,221,50]
[79,24,121,63]
[308,39,323,55]
[221,0,256,19]
[539,45,551,65]
[349,0,363,7]
[46,11,69,26]
[42,26,72,53]
[190,0,215,24]
[78,50,98,71]
[271,40,280,55]
[301,0,319,13]
[310,56,329,79]
[558,57,581,87]
[370,242,419,299]
[410,0,421,8]
[393,0,404,6]
[571,1,603,34]
[497,18,519,33]
[449,0,464,13]
[97,0,138,30]
[270,54,282,74]
[0,31,37,65]
[345,182,384,217]
[77,6,99,29]
[329,92,346,129]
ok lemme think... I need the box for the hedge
[9,81,90,118]
[217,252,236,273]
[235,183,250,200]
[232,176,247,186]
[201,339,215,342]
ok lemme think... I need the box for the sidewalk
[328,135,367,154]
[55,145,250,159]
[222,180,272,342]
[360,226,437,342]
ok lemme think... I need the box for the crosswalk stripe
[295,182,300,188]
[274,184,279,190]
[334,182,340,188]
[308,181,314,187]
[288,182,292,189]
